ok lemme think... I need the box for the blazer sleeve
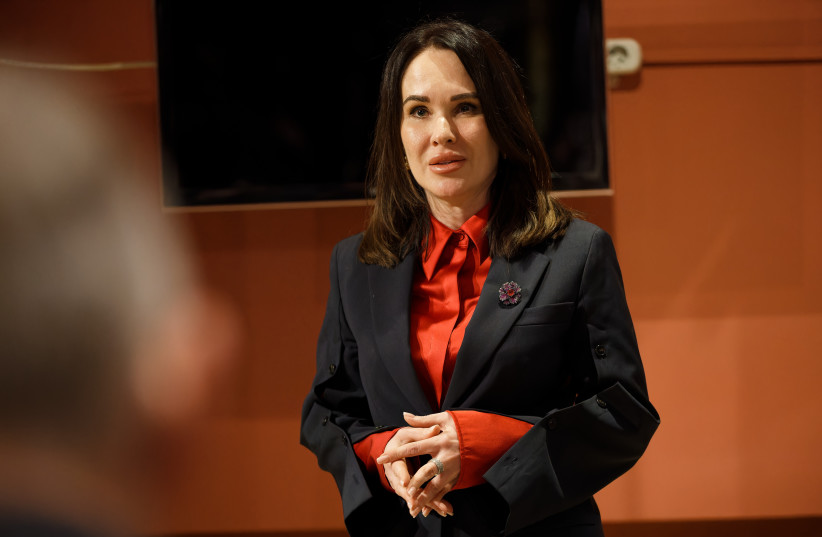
[299,241,413,536]
[483,227,660,535]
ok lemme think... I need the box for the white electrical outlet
[606,38,642,76]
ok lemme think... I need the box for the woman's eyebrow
[451,92,478,101]
[402,95,429,105]
[402,92,479,105]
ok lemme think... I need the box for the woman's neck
[425,192,489,230]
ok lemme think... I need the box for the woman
[300,18,659,537]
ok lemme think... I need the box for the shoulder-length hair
[359,18,575,267]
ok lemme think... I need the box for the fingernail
[407,486,416,496]
[403,412,416,417]
[422,508,430,517]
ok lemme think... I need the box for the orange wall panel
[601,61,822,520]
[604,0,822,63]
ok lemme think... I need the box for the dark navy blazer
[300,219,659,537]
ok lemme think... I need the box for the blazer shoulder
[535,218,609,256]
[330,232,365,263]
[564,218,608,243]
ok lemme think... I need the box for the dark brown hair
[359,18,575,267]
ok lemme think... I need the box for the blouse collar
[421,204,491,280]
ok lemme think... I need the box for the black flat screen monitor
[154,1,609,208]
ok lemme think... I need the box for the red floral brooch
[498,281,522,307]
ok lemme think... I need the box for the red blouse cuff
[447,410,533,490]
[353,429,397,491]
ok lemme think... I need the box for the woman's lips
[429,156,465,174]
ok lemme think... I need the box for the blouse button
[451,230,468,246]
[322,416,329,426]
[594,345,607,358]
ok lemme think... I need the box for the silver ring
[432,458,444,476]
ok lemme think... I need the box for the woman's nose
[432,116,456,145]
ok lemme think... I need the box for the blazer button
[547,417,558,430]
[322,415,329,426]
[596,398,608,409]
[328,363,337,374]
[594,345,607,358]
[341,434,348,446]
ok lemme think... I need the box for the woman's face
[400,47,499,219]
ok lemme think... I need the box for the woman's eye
[409,106,429,118]
[456,102,479,114]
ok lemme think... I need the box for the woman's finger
[407,457,449,495]
[394,422,441,441]
[429,497,454,517]
[389,458,412,489]
[408,475,446,512]
[416,478,455,511]
[403,411,448,428]
[384,459,416,506]
[417,487,454,517]
[376,425,439,464]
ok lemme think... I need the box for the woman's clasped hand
[377,412,460,518]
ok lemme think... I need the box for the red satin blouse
[354,206,532,491]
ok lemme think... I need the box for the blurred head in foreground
[0,72,236,535]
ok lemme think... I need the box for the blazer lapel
[367,256,432,414]
[442,248,551,409]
